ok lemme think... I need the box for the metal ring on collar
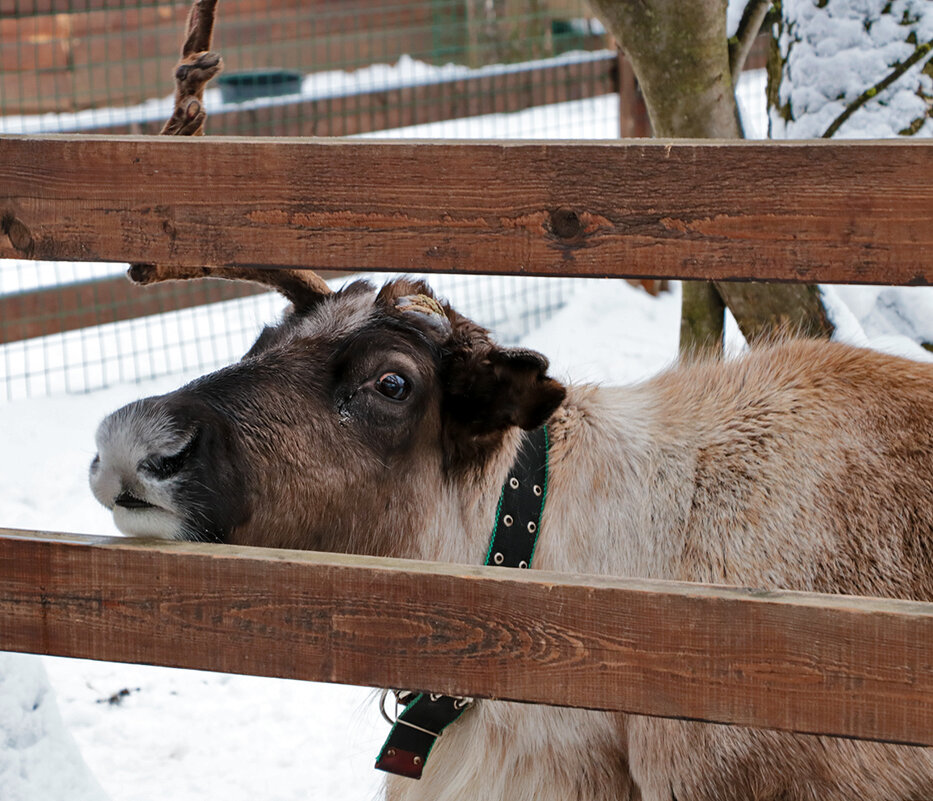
[379,688,397,726]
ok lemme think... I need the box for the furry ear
[444,343,566,436]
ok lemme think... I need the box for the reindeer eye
[374,372,410,401]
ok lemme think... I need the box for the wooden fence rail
[2,137,932,285]
[3,528,933,748]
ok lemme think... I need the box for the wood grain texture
[3,528,933,746]
[1,137,931,285]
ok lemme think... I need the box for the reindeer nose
[91,397,203,515]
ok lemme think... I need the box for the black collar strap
[375,426,551,779]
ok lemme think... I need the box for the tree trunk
[589,0,833,355]
[680,280,725,356]
[588,0,741,139]
[716,282,832,342]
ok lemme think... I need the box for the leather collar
[375,426,550,779]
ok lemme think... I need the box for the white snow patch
[772,0,933,139]
[0,653,107,801]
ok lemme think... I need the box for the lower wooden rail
[2,528,932,746]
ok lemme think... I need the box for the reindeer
[91,5,933,798]
[90,265,933,801]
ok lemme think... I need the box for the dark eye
[374,372,410,401]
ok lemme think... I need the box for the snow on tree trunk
[0,653,109,801]
[769,0,933,139]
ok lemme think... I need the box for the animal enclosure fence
[0,1,773,402]
[1,0,609,122]
[1,135,932,749]
[1,0,620,400]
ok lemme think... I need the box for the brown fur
[91,277,933,800]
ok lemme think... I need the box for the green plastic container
[217,69,303,103]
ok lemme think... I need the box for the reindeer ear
[128,265,332,313]
[444,344,566,435]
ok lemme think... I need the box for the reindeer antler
[130,0,332,305]
[161,0,223,136]
[129,265,332,310]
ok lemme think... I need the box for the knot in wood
[549,207,583,240]
[1,213,35,257]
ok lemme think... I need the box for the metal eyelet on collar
[493,551,505,565]
[527,521,537,534]
[533,484,542,496]
[503,514,513,527]
[518,560,528,569]
[509,477,520,489]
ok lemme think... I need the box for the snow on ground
[0,654,106,801]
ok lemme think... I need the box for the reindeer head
[89,267,565,558]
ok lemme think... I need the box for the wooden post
[618,49,651,138]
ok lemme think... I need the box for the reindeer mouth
[114,491,156,510]
[111,495,182,540]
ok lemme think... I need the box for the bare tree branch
[130,0,223,278]
[822,37,933,139]
[729,0,771,85]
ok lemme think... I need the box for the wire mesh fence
[0,1,771,402]
[1,0,618,401]
[1,0,613,136]
[0,270,583,400]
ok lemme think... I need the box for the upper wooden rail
[1,137,931,285]
[3,528,933,747]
